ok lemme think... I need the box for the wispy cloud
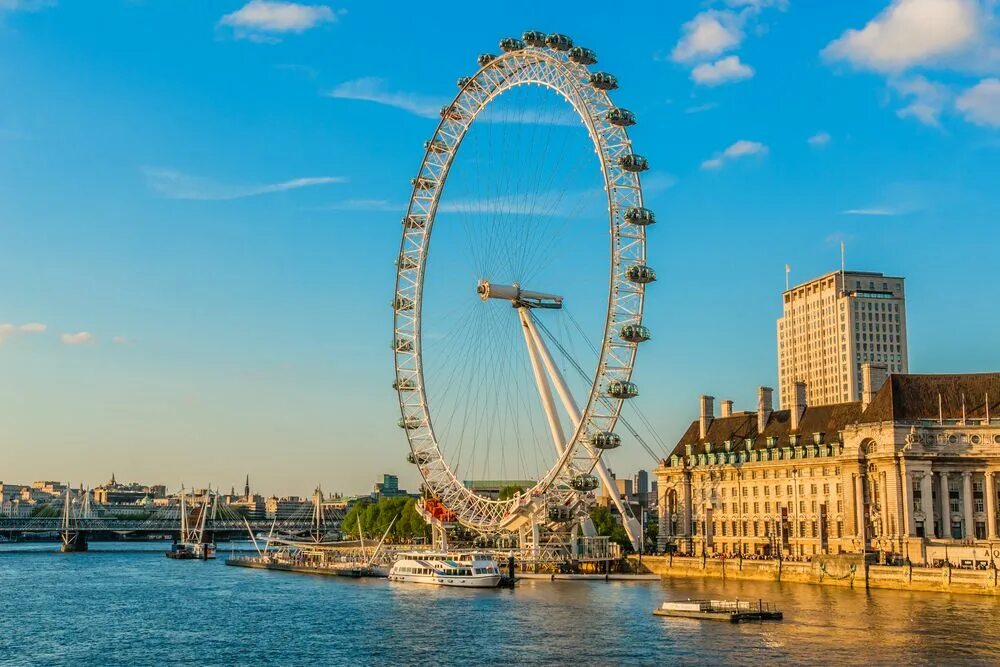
[61,331,93,345]
[890,75,951,127]
[691,55,755,86]
[956,78,1000,127]
[684,102,720,114]
[0,322,46,343]
[327,78,443,118]
[219,1,340,42]
[0,0,56,12]
[143,167,345,201]
[841,207,901,216]
[808,131,832,147]
[112,336,129,345]
[701,139,769,170]
[313,198,401,212]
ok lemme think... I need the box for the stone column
[920,472,934,535]
[900,470,915,537]
[986,472,997,540]
[963,471,975,540]
[854,473,865,541]
[939,472,950,539]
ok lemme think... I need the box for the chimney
[861,362,888,411]
[699,395,715,440]
[790,381,807,432]
[757,386,773,433]
[720,400,733,418]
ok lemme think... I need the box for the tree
[589,505,633,553]
[498,485,525,501]
[342,496,429,542]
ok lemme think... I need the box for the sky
[1,0,998,497]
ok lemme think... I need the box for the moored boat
[389,552,503,588]
[653,599,782,623]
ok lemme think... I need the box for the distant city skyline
[1,1,998,496]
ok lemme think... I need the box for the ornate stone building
[656,367,1000,565]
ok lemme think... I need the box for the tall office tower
[777,270,908,408]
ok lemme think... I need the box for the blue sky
[1,0,997,496]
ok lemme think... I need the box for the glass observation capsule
[425,138,448,153]
[625,263,657,284]
[393,296,414,311]
[411,177,434,190]
[522,30,546,47]
[393,338,414,352]
[589,72,618,90]
[407,450,433,465]
[477,53,498,67]
[624,206,656,226]
[393,377,416,391]
[402,215,426,229]
[398,416,422,430]
[440,105,464,121]
[570,474,599,492]
[545,33,573,51]
[619,154,649,172]
[591,431,622,450]
[606,107,636,127]
[607,380,639,399]
[499,37,525,52]
[568,47,597,65]
[619,324,651,343]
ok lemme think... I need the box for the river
[1,543,998,665]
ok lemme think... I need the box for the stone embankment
[632,554,1000,596]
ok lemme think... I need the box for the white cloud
[808,131,832,147]
[315,198,401,212]
[671,10,744,62]
[842,207,900,216]
[112,336,129,345]
[822,0,986,73]
[0,322,46,343]
[691,55,755,85]
[219,1,338,41]
[701,139,769,169]
[61,331,93,345]
[890,75,951,126]
[327,77,443,118]
[143,167,345,201]
[685,102,720,114]
[956,78,1000,126]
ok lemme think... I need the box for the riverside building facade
[655,369,1000,566]
[777,270,908,409]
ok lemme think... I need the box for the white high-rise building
[777,270,908,408]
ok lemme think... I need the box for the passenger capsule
[393,338,414,352]
[619,154,649,173]
[398,416,423,430]
[398,254,418,270]
[477,53,498,67]
[591,431,622,450]
[570,474,599,493]
[625,263,656,284]
[522,30,546,47]
[393,297,414,311]
[568,47,597,65]
[607,380,639,399]
[424,138,448,153]
[606,107,636,127]
[440,105,465,121]
[411,177,434,190]
[589,72,618,91]
[499,37,525,52]
[407,450,433,465]
[623,206,656,226]
[393,377,416,391]
[545,33,573,51]
[402,215,426,229]
[619,324,651,343]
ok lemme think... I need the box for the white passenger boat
[388,552,503,588]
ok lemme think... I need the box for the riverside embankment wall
[631,555,1000,596]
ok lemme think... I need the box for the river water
[2,543,999,666]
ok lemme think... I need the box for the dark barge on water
[653,599,783,623]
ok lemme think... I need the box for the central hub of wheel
[477,280,563,309]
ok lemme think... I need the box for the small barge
[653,599,783,623]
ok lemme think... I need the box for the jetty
[653,599,783,623]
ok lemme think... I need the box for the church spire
[244,474,250,500]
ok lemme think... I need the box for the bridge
[1,489,345,550]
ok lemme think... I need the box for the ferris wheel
[392,31,655,549]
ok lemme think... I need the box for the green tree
[498,485,525,501]
[589,505,633,553]
[342,496,429,543]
